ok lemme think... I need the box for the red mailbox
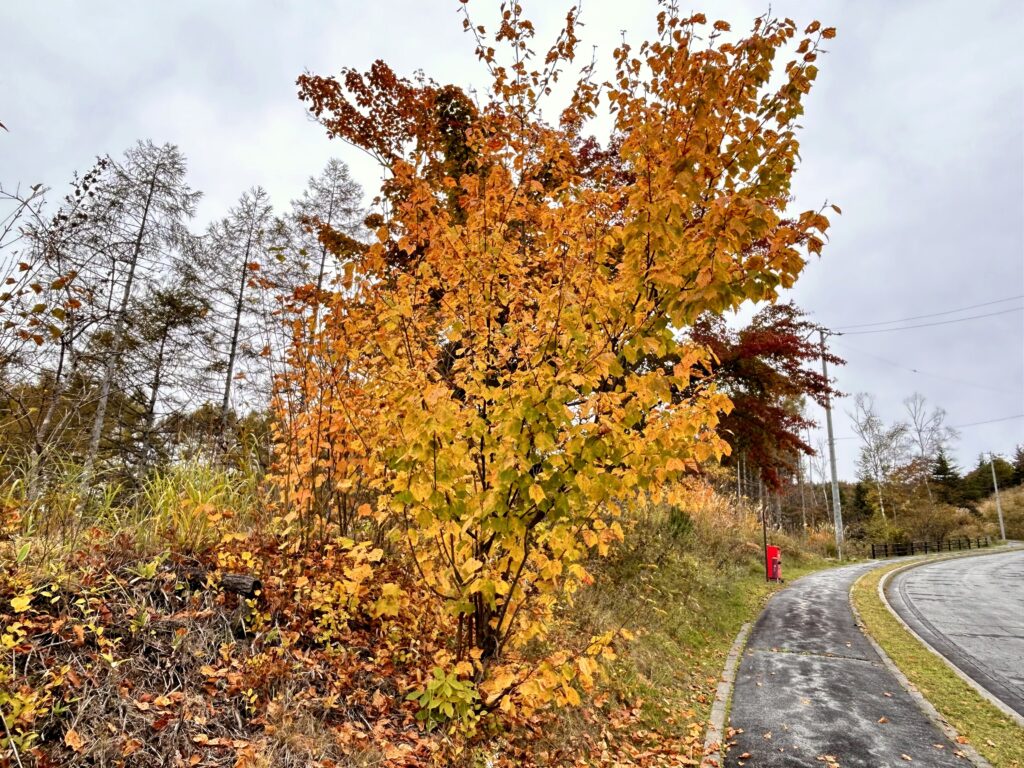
[766,545,782,582]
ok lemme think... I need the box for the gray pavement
[887,548,1024,718]
[727,562,966,767]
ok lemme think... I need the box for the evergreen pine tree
[930,448,963,505]
[1011,444,1024,487]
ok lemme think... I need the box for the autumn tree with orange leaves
[275,2,834,714]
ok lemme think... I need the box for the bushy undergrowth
[1,465,834,768]
[978,484,1024,540]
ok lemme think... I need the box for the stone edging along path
[701,621,752,768]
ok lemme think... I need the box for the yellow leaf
[528,484,546,504]
[563,684,582,706]
[481,670,518,703]
[665,457,687,473]
[10,594,31,613]
[410,478,432,503]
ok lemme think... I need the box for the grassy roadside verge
[604,553,837,728]
[851,561,1024,768]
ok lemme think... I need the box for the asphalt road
[886,548,1024,718]
[727,562,965,767]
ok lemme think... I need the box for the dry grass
[979,485,1024,540]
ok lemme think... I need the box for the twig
[1,708,27,768]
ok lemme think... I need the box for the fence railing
[870,536,992,559]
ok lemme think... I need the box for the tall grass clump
[134,458,264,554]
[0,451,267,576]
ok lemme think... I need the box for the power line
[831,413,1024,442]
[949,414,1024,429]
[837,307,1023,335]
[832,341,1019,395]
[831,295,1024,330]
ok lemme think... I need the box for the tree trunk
[798,457,807,532]
[140,325,169,473]
[28,343,74,501]
[219,219,257,449]
[83,165,160,484]
[875,477,888,521]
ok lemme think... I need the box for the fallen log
[220,573,262,598]
[176,567,262,598]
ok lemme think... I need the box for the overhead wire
[811,294,1023,460]
[948,414,1024,429]
[829,294,1024,330]
[832,340,1020,395]
[836,306,1023,335]
[831,414,1023,442]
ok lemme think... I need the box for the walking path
[726,562,965,767]
[886,548,1024,719]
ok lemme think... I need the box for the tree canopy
[279,6,835,701]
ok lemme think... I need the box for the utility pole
[762,495,769,581]
[990,452,1007,542]
[798,454,807,532]
[819,329,844,559]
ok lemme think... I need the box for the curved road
[887,548,1024,718]
[728,562,963,767]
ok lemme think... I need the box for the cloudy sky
[3,0,1022,480]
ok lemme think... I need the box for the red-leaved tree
[690,302,842,489]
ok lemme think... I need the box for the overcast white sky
[3,1,1022,480]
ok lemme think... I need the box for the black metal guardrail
[870,536,992,559]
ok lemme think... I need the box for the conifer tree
[82,141,200,481]
[204,187,274,444]
[930,448,962,506]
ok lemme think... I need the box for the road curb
[878,548,1024,728]
[849,557,1002,768]
[701,620,752,768]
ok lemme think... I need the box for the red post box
[765,545,782,582]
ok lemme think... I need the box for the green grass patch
[852,561,1024,768]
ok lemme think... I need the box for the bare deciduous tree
[903,392,958,502]
[850,393,909,521]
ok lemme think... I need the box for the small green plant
[406,667,481,729]
[127,553,167,581]
[0,666,46,757]
[667,506,694,540]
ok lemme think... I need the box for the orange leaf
[65,728,85,753]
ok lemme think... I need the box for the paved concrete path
[727,562,965,767]
[887,548,1024,718]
